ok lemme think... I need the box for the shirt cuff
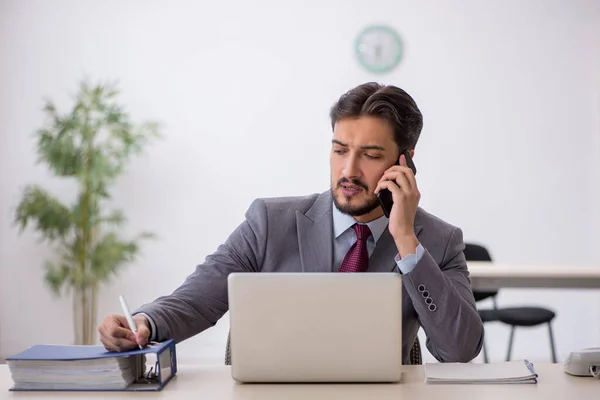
[134,312,157,341]
[394,243,425,274]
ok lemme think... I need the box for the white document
[425,360,538,384]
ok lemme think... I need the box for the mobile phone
[377,150,417,218]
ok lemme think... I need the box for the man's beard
[331,178,380,217]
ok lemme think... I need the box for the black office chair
[225,331,423,365]
[465,243,558,363]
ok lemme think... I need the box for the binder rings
[6,339,177,391]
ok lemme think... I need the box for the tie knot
[353,223,372,240]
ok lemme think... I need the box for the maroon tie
[338,224,372,273]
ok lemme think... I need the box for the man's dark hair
[329,82,423,151]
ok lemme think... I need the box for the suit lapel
[368,208,425,273]
[296,191,334,272]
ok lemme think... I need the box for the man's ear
[409,149,415,159]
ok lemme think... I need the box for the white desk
[467,262,600,290]
[1,364,598,399]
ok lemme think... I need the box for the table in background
[467,262,600,290]
[1,364,598,399]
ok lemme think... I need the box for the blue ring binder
[6,339,177,391]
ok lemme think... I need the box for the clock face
[355,25,403,74]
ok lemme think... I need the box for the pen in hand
[119,295,143,349]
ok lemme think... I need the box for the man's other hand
[98,314,150,351]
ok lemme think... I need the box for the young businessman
[98,82,484,363]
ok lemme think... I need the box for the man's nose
[342,156,361,179]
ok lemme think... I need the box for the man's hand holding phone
[374,153,420,258]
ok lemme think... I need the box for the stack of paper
[425,360,538,384]
[6,344,145,391]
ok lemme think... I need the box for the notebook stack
[424,360,538,384]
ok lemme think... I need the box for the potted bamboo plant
[14,80,161,345]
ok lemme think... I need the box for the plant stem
[82,288,88,344]
[90,282,98,344]
[76,119,94,344]
[73,290,80,345]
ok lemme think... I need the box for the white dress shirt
[331,203,424,273]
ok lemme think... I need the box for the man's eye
[333,149,345,154]
[365,154,381,159]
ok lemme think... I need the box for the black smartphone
[377,150,417,218]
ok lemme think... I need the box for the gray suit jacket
[137,190,484,364]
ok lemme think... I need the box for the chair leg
[482,338,489,363]
[548,322,557,363]
[506,326,515,361]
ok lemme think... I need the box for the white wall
[1,0,599,364]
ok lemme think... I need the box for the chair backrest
[464,242,498,302]
[410,336,422,365]
[224,331,423,365]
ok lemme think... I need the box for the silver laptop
[227,272,403,383]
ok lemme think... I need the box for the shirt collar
[332,202,389,243]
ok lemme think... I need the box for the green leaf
[14,185,72,241]
[89,232,144,282]
[44,260,71,295]
[60,235,91,291]
[71,192,100,232]
[98,210,126,226]
[35,124,83,177]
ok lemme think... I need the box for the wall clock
[355,25,403,74]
